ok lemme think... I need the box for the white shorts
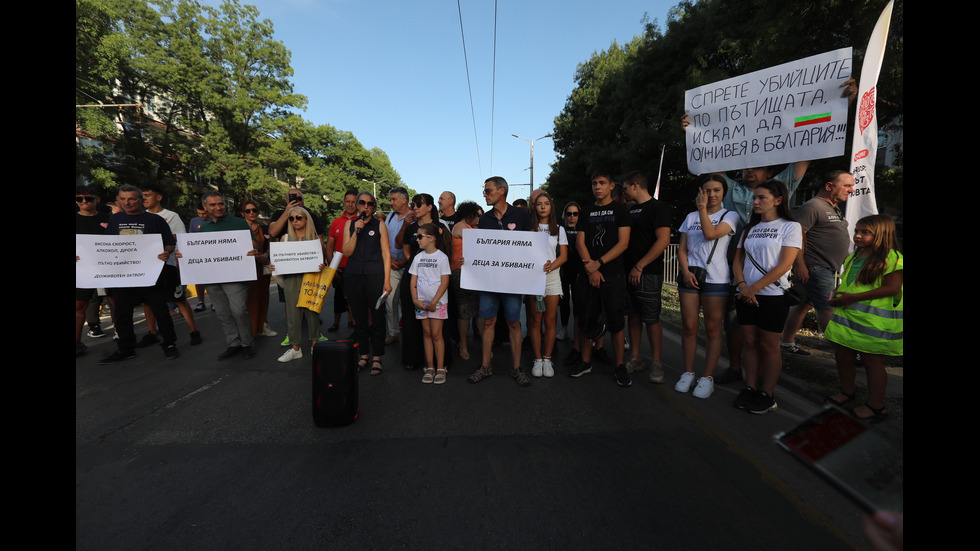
[545,269,563,297]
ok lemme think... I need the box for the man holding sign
[198,191,260,360]
[98,185,180,364]
[467,176,534,387]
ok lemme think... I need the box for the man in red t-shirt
[324,191,360,332]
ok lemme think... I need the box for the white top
[537,224,568,262]
[738,218,802,296]
[679,209,740,284]
[409,249,451,305]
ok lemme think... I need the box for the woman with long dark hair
[731,179,802,414]
[342,191,393,374]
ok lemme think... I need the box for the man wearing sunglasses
[325,190,361,332]
[76,186,111,355]
[468,176,534,387]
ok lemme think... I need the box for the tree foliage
[546,0,903,220]
[75,0,406,221]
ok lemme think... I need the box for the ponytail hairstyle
[533,191,559,236]
[854,214,900,285]
[418,222,452,258]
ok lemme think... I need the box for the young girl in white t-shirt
[410,223,452,384]
[528,192,568,378]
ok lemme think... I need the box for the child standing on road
[824,215,903,422]
[410,223,452,385]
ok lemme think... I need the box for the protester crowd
[76,162,902,419]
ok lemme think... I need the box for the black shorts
[161,264,187,302]
[736,294,789,333]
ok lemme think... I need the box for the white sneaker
[261,323,279,337]
[674,371,696,393]
[556,327,568,341]
[278,348,303,363]
[531,358,544,378]
[692,376,714,399]
[542,358,555,378]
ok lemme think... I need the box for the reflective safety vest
[825,250,903,356]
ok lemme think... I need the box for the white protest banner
[176,230,257,284]
[685,48,853,174]
[846,0,894,224]
[75,233,166,288]
[460,229,548,295]
[269,239,324,275]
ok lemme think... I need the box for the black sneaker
[87,325,106,338]
[100,350,136,365]
[615,364,632,387]
[194,302,207,312]
[218,346,242,360]
[715,368,744,385]
[732,387,758,410]
[748,391,778,415]
[592,347,611,365]
[137,333,160,348]
[568,360,592,378]
[563,348,581,366]
[241,346,256,359]
[189,331,203,346]
[164,344,180,360]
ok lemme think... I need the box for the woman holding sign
[342,192,392,374]
[269,206,325,363]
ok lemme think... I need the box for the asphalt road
[76,285,875,550]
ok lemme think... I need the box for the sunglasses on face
[358,200,376,207]
[76,196,96,203]
[565,211,579,217]
[243,208,259,214]
[482,188,495,195]
[289,215,305,221]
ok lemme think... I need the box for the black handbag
[677,210,727,289]
[744,249,807,306]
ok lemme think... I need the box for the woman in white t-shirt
[676,175,741,399]
[732,179,802,415]
[528,192,568,378]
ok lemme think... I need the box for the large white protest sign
[269,239,324,275]
[685,48,852,174]
[460,229,548,295]
[176,230,257,284]
[76,233,166,288]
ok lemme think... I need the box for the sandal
[422,367,435,384]
[357,356,369,372]
[825,390,856,406]
[370,359,383,376]
[851,403,888,422]
[434,368,447,385]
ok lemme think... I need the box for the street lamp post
[512,133,552,191]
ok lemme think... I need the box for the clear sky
[235,0,676,206]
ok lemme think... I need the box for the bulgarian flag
[795,112,832,127]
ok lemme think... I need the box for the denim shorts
[678,282,732,297]
[805,264,837,311]
[478,291,523,323]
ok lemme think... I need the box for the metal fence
[663,243,680,287]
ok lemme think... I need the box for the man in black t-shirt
[97,185,180,364]
[571,170,632,387]
[622,171,672,383]
[76,186,110,355]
